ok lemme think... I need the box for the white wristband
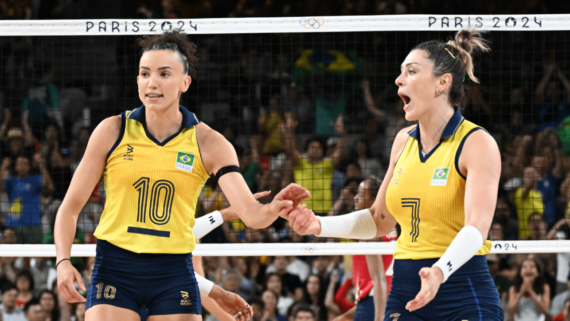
[317,209,377,240]
[193,211,224,241]
[195,273,214,296]
[433,225,484,283]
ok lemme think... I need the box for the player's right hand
[288,204,321,235]
[214,289,253,321]
[57,260,86,303]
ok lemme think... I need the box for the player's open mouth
[399,93,411,107]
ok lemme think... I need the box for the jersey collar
[408,107,464,141]
[128,105,200,146]
[128,105,200,129]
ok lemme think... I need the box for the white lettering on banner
[0,15,565,36]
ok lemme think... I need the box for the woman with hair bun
[289,29,503,320]
[53,30,310,321]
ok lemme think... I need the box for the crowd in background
[1,1,570,321]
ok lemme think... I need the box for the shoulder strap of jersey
[106,112,127,159]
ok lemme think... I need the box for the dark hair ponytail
[413,29,490,106]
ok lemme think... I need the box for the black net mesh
[0,30,568,244]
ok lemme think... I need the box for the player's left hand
[405,266,444,312]
[216,290,253,321]
[222,191,272,221]
[273,183,311,218]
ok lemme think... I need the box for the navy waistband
[96,239,192,261]
[393,255,489,283]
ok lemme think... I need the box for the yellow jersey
[386,108,492,260]
[294,157,334,214]
[94,105,210,254]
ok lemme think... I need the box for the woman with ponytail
[288,29,503,320]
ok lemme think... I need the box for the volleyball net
[0,15,568,256]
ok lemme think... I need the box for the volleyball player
[54,30,310,321]
[289,29,503,320]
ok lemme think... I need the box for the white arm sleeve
[433,225,484,283]
[316,209,377,239]
[193,211,224,241]
[195,273,214,296]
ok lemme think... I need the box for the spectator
[508,257,550,321]
[533,129,565,228]
[38,290,59,321]
[261,290,286,321]
[311,257,331,281]
[22,66,63,140]
[0,110,36,165]
[282,85,312,134]
[328,178,361,217]
[14,271,33,309]
[72,302,85,321]
[39,124,61,157]
[528,213,548,241]
[302,275,327,321]
[535,64,570,131]
[293,306,316,321]
[30,258,54,296]
[346,138,383,179]
[0,283,25,321]
[487,254,511,311]
[264,273,294,316]
[494,198,518,240]
[48,148,73,201]
[259,95,291,156]
[269,257,303,300]
[22,298,44,321]
[281,115,345,215]
[547,217,570,294]
[1,154,54,244]
[238,136,261,193]
[550,272,570,318]
[511,167,544,239]
[489,221,505,241]
[221,269,246,299]
[0,0,32,19]
[231,257,256,301]
[250,298,264,321]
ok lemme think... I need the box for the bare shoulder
[90,115,122,147]
[390,125,415,160]
[462,129,500,158]
[195,122,238,174]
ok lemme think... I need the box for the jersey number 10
[133,177,175,225]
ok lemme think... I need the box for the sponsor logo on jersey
[175,152,195,173]
[180,291,192,305]
[123,145,134,161]
[430,167,449,186]
[389,313,401,321]
[391,167,403,185]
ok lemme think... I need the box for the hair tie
[463,76,465,82]
[445,48,456,59]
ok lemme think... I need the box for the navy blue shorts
[385,256,503,321]
[86,240,201,316]
[354,296,375,321]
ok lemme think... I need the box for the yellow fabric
[259,111,289,155]
[294,157,334,214]
[511,188,544,239]
[94,110,210,254]
[386,119,492,260]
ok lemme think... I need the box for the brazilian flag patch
[430,167,449,186]
[175,151,195,173]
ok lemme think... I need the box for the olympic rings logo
[299,18,325,30]
[301,245,317,253]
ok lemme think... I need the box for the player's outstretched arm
[288,127,412,238]
[196,123,310,229]
[406,130,501,312]
[54,115,122,303]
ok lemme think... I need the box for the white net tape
[0,14,565,36]
[2,241,567,257]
